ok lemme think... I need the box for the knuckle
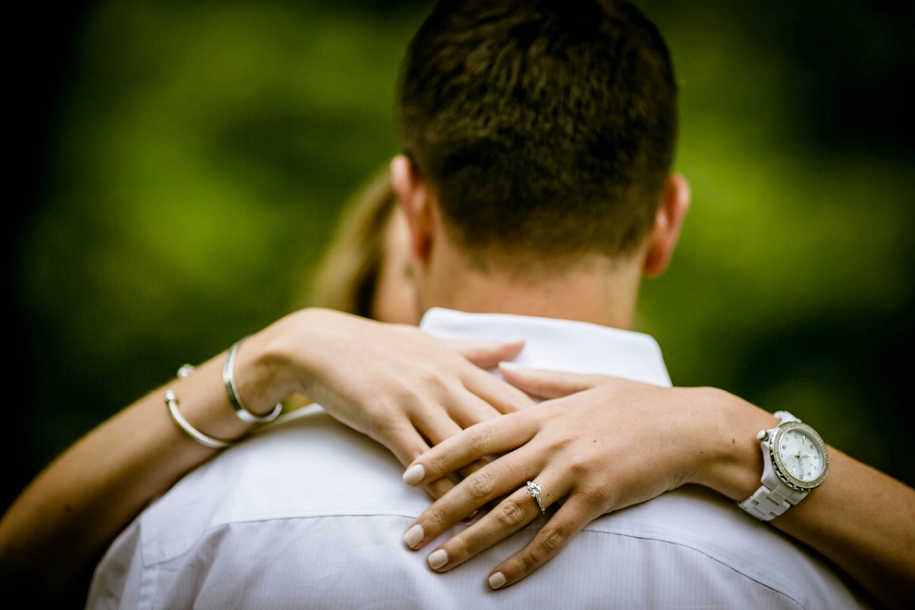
[540,439,566,461]
[564,454,593,480]
[371,394,410,425]
[417,367,449,390]
[467,425,493,454]
[591,480,616,504]
[538,527,564,553]
[424,453,448,477]
[467,470,495,501]
[398,388,425,413]
[516,551,537,576]
[359,405,388,441]
[495,498,527,529]
[579,479,616,511]
[513,527,566,577]
[524,538,551,567]
[424,507,451,533]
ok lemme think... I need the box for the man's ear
[643,173,690,277]
[390,154,435,262]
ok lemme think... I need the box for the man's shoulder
[583,486,870,607]
[91,411,872,609]
[133,407,427,563]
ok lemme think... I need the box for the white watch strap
[772,410,799,424]
[739,411,806,521]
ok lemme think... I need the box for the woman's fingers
[423,476,457,500]
[462,366,534,414]
[443,388,506,429]
[498,363,619,399]
[413,471,573,577]
[408,402,494,485]
[380,418,456,500]
[410,401,474,445]
[436,336,533,414]
[439,338,525,369]
[403,412,537,487]
[487,495,597,589]
[403,446,546,550]
[421,485,545,571]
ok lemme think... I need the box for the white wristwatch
[739,411,829,521]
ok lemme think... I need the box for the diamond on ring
[526,480,546,515]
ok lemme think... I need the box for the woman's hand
[0,309,532,601]
[399,364,770,589]
[244,308,535,499]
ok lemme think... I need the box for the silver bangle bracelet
[165,389,234,450]
[223,336,282,424]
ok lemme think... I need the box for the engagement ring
[526,480,546,515]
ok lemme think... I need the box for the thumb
[497,363,612,399]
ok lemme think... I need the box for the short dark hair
[397,0,678,270]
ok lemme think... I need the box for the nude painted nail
[403,464,425,486]
[428,549,448,570]
[488,572,507,589]
[404,524,424,549]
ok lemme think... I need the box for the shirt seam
[146,513,809,609]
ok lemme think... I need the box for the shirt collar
[420,307,671,387]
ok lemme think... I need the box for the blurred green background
[6,0,914,513]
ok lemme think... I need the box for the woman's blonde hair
[300,167,399,317]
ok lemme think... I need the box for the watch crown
[757,430,768,442]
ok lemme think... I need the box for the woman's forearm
[0,317,304,597]
[770,450,915,610]
[701,389,915,610]
[0,349,266,598]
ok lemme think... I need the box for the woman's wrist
[232,314,316,416]
[688,388,779,501]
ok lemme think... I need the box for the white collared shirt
[87,309,871,609]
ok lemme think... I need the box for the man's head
[392,0,689,325]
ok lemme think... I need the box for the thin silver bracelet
[223,336,282,424]
[165,388,234,450]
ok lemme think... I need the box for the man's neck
[419,250,644,330]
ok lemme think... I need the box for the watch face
[771,422,830,491]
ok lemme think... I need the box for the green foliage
[14,0,915,498]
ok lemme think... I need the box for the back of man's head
[397,0,677,272]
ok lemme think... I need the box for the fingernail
[489,572,507,589]
[403,464,425,486]
[428,549,448,570]
[404,524,424,549]
[498,361,522,371]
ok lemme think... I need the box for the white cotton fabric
[87,308,872,609]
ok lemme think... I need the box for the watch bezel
[769,421,830,491]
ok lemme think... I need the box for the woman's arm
[767,450,915,610]
[0,349,239,598]
[0,308,530,600]
[401,366,915,610]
